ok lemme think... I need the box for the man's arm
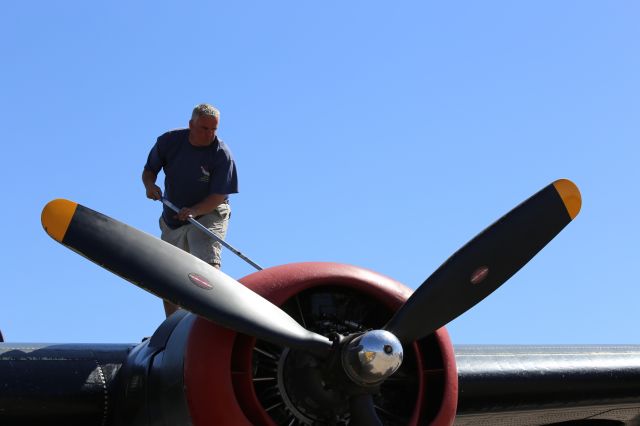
[176,194,227,221]
[142,169,163,200]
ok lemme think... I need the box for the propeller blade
[349,394,383,426]
[385,179,581,343]
[41,199,332,357]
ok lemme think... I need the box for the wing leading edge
[455,345,640,425]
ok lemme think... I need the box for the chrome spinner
[342,329,403,386]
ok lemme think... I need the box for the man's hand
[176,207,198,221]
[142,169,162,200]
[174,194,226,221]
[145,184,163,200]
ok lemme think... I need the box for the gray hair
[191,103,220,121]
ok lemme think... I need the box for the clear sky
[1,1,638,345]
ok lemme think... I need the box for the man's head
[189,104,220,147]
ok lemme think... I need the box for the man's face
[189,115,218,146]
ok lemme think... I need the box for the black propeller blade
[384,179,581,343]
[41,199,333,357]
[349,394,383,426]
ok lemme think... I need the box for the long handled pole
[160,198,263,271]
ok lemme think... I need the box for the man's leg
[188,203,231,268]
[159,217,190,317]
[160,206,230,317]
[163,300,180,317]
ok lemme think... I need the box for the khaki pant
[159,203,231,267]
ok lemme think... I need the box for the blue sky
[1,1,638,345]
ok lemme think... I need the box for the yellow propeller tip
[553,179,581,220]
[41,199,78,242]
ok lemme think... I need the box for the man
[142,104,238,316]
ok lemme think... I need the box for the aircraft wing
[455,344,640,425]
[4,340,640,425]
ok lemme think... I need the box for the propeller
[349,394,383,426]
[41,178,581,425]
[384,178,581,343]
[40,199,333,357]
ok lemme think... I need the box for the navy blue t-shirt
[144,129,238,228]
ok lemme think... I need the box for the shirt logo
[199,166,210,183]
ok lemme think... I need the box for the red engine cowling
[183,262,458,425]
